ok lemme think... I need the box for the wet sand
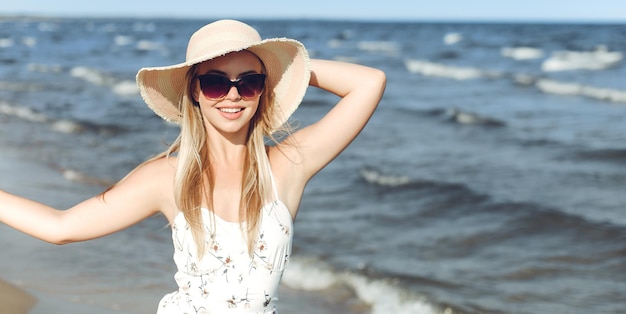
[0,279,36,314]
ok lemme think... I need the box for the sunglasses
[197,73,267,100]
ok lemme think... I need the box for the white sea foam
[327,38,343,48]
[69,66,138,96]
[360,167,411,187]
[541,46,623,72]
[22,37,37,47]
[501,47,544,60]
[70,66,108,85]
[536,79,626,103]
[0,37,14,48]
[444,108,505,126]
[112,80,139,96]
[345,276,441,314]
[357,41,399,54]
[281,258,338,290]
[136,40,166,52]
[405,59,501,80]
[114,35,133,46]
[0,102,108,135]
[28,63,63,73]
[443,32,462,45]
[406,58,626,104]
[0,102,48,122]
[512,73,536,86]
[51,119,85,134]
[283,257,442,314]
[59,168,114,186]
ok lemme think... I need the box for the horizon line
[1,13,625,25]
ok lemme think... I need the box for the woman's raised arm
[284,59,386,180]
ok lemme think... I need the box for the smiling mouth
[219,108,244,113]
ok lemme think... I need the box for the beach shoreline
[0,279,36,314]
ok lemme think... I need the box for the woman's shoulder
[127,155,178,218]
[115,155,177,201]
[133,155,177,179]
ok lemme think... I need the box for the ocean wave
[535,79,626,103]
[0,101,48,122]
[405,59,626,104]
[68,66,139,96]
[0,101,123,135]
[327,38,344,49]
[358,166,486,212]
[442,108,505,127]
[27,63,64,73]
[50,119,85,133]
[70,66,110,85]
[37,22,58,32]
[61,169,115,186]
[283,256,453,314]
[405,59,502,80]
[112,80,139,96]
[48,164,115,186]
[114,35,134,46]
[360,167,411,187]
[22,36,37,47]
[132,21,156,32]
[501,46,544,60]
[443,33,462,45]
[569,148,626,164]
[541,46,623,72]
[3,35,38,48]
[136,39,167,53]
[357,40,399,55]
[414,107,505,127]
[0,37,14,48]
[0,80,45,92]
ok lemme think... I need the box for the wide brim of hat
[136,37,310,131]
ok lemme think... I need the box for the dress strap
[269,169,280,201]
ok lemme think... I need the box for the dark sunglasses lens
[237,74,266,98]
[199,75,230,99]
[198,74,266,99]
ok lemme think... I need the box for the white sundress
[158,177,293,314]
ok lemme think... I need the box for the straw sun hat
[136,19,310,129]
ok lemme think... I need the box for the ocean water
[1,17,626,313]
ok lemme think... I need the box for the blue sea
[1,16,625,313]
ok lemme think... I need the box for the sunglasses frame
[197,73,267,100]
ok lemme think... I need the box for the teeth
[219,108,242,113]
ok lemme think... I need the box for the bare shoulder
[126,155,177,185]
[140,155,177,175]
[111,155,178,219]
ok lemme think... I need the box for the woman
[0,19,386,313]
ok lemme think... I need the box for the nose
[224,85,242,101]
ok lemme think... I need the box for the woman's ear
[187,65,201,106]
[191,80,201,106]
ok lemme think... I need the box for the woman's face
[194,50,264,138]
